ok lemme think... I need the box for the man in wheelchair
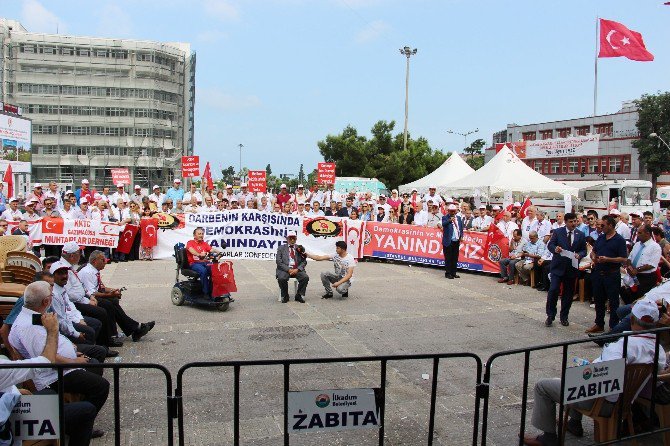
[185,227,224,297]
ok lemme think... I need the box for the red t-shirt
[276,193,292,206]
[186,239,212,265]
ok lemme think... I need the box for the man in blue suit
[440,204,464,279]
[545,212,587,327]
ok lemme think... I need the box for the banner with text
[248,170,267,193]
[181,156,200,177]
[496,135,600,159]
[317,162,336,184]
[8,218,122,247]
[110,168,131,186]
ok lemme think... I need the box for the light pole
[651,133,670,151]
[238,143,243,175]
[447,128,479,151]
[399,46,418,150]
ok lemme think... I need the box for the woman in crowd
[140,206,155,261]
[359,202,372,221]
[399,204,414,225]
[388,207,399,224]
[348,209,360,220]
[387,189,401,211]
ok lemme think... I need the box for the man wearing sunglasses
[26,183,46,212]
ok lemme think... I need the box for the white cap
[34,183,42,188]
[65,190,73,195]
[280,184,287,189]
[392,189,398,193]
[174,178,182,184]
[609,208,621,216]
[240,182,247,187]
[629,209,641,217]
[79,197,88,204]
[9,197,17,202]
[429,185,437,189]
[513,202,521,207]
[444,197,454,203]
[492,205,501,210]
[226,184,233,189]
[134,185,140,190]
[379,194,386,198]
[153,184,160,190]
[448,204,458,210]
[49,260,71,274]
[116,183,125,188]
[81,179,89,184]
[632,299,659,323]
[27,198,38,204]
[62,241,80,254]
[479,205,486,209]
[287,230,297,238]
[298,184,304,188]
[412,188,418,192]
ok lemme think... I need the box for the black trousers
[546,272,577,321]
[443,241,460,277]
[70,317,101,345]
[278,271,309,298]
[52,369,110,414]
[75,303,112,346]
[36,389,96,446]
[98,297,139,337]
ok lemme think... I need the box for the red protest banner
[247,170,267,193]
[181,156,200,177]
[317,162,336,184]
[110,168,131,186]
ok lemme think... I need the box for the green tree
[265,164,272,176]
[221,166,236,184]
[317,120,447,189]
[298,164,305,183]
[634,91,670,199]
[463,138,486,158]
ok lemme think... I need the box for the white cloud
[203,0,239,21]
[199,88,261,111]
[196,29,228,43]
[355,19,390,43]
[21,0,66,33]
[96,3,133,38]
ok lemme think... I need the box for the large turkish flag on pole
[598,19,654,61]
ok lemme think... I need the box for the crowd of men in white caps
[0,243,155,444]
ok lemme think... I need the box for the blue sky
[5,0,670,178]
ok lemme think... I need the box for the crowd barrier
[2,329,669,445]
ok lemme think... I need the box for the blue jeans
[591,271,621,329]
[499,258,519,280]
[190,262,212,296]
[610,304,634,334]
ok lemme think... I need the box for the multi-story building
[0,18,195,190]
[484,101,667,183]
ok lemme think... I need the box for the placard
[248,170,267,193]
[317,162,336,184]
[288,388,380,433]
[563,358,625,404]
[181,156,200,177]
[110,168,130,186]
[9,394,60,441]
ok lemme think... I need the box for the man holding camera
[276,231,309,303]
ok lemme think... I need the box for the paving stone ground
[88,258,664,445]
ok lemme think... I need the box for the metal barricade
[175,352,483,446]
[480,327,670,445]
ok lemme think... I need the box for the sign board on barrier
[181,156,200,177]
[110,168,131,186]
[563,358,625,404]
[288,388,380,433]
[9,394,60,441]
[248,170,267,193]
[317,162,336,184]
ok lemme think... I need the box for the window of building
[95,49,108,58]
[575,126,590,136]
[20,44,36,53]
[568,159,579,173]
[623,157,631,173]
[540,130,553,140]
[60,47,75,56]
[588,157,599,173]
[40,46,56,55]
[77,47,90,56]
[609,157,622,173]
[550,161,560,174]
[522,131,536,141]
[595,123,613,137]
[557,128,571,138]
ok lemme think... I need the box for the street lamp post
[399,46,418,150]
[447,128,479,151]
[651,133,670,151]
[238,143,244,175]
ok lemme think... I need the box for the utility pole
[238,143,243,176]
[399,46,418,150]
[447,128,479,153]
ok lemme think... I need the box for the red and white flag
[202,162,214,191]
[211,261,237,296]
[518,198,533,219]
[3,164,13,199]
[598,18,654,62]
[116,224,139,254]
[140,218,159,248]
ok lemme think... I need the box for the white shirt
[426,213,442,228]
[237,191,255,204]
[201,204,217,212]
[332,253,356,282]
[472,215,494,231]
[521,216,537,239]
[60,206,84,220]
[422,194,443,210]
[616,221,631,241]
[44,189,62,208]
[1,208,23,221]
[112,207,130,222]
[413,210,429,227]
[23,210,40,222]
[0,356,49,392]
[551,221,565,230]
[130,193,145,206]
[183,191,203,204]
[628,239,662,274]
[9,308,78,390]
[641,280,670,306]
[78,263,102,297]
[497,220,519,239]
[51,283,84,337]
[148,192,165,205]
[111,191,130,206]
[62,257,89,304]
[535,220,552,239]
[184,204,201,213]
[307,210,325,217]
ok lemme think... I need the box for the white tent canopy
[398,153,474,195]
[441,146,579,198]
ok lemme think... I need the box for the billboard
[495,135,600,159]
[0,112,31,162]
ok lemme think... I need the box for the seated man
[185,227,223,297]
[522,300,665,446]
[79,250,154,342]
[0,311,100,444]
[601,280,670,338]
[9,281,110,439]
[515,231,545,285]
[498,229,524,284]
[534,233,553,292]
[275,231,309,303]
[306,241,355,299]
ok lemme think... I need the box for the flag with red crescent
[116,224,139,254]
[140,218,159,248]
[211,261,237,295]
[42,217,64,234]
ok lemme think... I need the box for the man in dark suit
[276,231,309,303]
[337,196,357,217]
[545,212,587,327]
[440,204,464,279]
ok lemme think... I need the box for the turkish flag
[518,198,533,219]
[140,218,158,248]
[598,19,654,61]
[42,217,64,234]
[116,224,139,254]
[3,164,13,199]
[211,261,237,296]
[202,162,214,191]
[484,222,509,260]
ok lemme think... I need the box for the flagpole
[593,16,599,117]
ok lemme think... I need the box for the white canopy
[441,147,579,198]
[398,153,475,195]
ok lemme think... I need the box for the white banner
[8,218,122,247]
[526,135,600,159]
[563,358,625,404]
[288,388,380,433]
[9,394,60,441]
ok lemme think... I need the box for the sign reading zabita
[288,388,380,433]
[563,358,625,404]
[495,135,600,159]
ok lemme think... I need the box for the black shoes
[106,349,119,358]
[108,338,123,348]
[92,428,105,438]
[341,292,348,298]
[545,317,554,327]
[560,319,570,327]
[445,274,454,279]
[132,321,155,342]
[453,274,460,279]
[567,418,584,437]
[281,296,289,303]
[295,296,305,303]
[322,293,333,299]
